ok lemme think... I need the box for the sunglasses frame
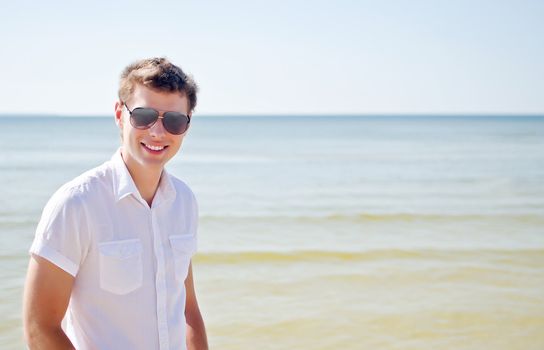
[123,103,190,135]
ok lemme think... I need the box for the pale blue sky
[1,0,543,116]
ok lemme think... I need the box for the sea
[1,115,543,349]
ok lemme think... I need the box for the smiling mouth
[141,143,167,151]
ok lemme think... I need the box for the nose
[148,116,167,138]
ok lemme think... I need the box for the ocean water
[1,115,543,349]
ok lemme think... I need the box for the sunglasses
[124,103,190,135]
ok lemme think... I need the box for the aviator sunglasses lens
[162,112,189,135]
[131,108,159,128]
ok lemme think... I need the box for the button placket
[151,208,170,350]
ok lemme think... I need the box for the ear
[185,113,192,134]
[114,101,124,129]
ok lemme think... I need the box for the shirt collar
[111,149,176,205]
[111,149,139,202]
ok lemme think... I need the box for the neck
[121,152,163,207]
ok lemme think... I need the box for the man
[23,57,208,350]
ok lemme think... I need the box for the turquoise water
[1,115,544,349]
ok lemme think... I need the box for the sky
[0,0,543,116]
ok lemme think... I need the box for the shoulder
[166,174,199,233]
[47,161,113,209]
[169,175,197,201]
[167,174,199,217]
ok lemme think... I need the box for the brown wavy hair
[118,57,198,113]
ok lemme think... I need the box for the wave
[200,212,544,223]
[178,155,273,164]
[193,248,544,264]
[0,217,38,228]
[3,212,542,228]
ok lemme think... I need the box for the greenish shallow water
[1,115,543,349]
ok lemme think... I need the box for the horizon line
[1,113,544,118]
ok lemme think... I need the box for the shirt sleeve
[30,186,89,277]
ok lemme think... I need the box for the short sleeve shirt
[29,150,198,350]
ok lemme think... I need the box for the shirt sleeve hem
[29,241,79,277]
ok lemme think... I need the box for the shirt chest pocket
[98,239,143,295]
[169,235,197,282]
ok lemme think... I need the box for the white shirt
[29,150,198,350]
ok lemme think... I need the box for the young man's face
[114,84,191,173]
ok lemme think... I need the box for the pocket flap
[169,235,197,255]
[99,239,142,259]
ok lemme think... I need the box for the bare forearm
[25,325,75,350]
[24,256,76,349]
[186,312,208,350]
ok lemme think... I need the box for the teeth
[144,143,165,151]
